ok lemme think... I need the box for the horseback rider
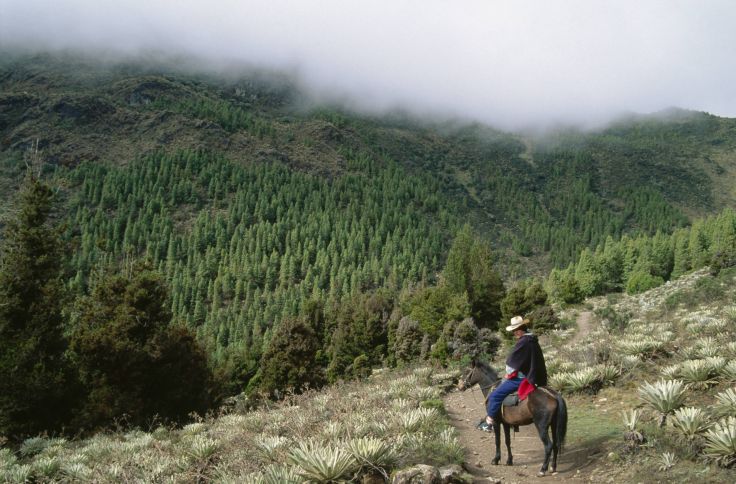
[485,315,548,428]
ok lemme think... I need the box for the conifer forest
[1,54,736,442]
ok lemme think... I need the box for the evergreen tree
[443,225,505,329]
[69,262,215,429]
[500,279,547,323]
[0,173,75,439]
[257,316,324,396]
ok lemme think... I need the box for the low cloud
[2,0,735,129]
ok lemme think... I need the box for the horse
[457,359,568,477]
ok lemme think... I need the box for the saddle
[500,386,557,426]
[502,393,520,407]
[501,391,533,427]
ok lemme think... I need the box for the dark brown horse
[457,359,567,476]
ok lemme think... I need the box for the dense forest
[2,53,736,438]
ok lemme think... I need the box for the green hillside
[3,53,736,271]
[2,51,736,409]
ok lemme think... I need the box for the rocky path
[568,311,593,347]
[443,311,597,483]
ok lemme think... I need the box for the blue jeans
[486,377,523,419]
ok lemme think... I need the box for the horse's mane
[475,359,500,379]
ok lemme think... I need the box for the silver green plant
[661,364,681,379]
[62,462,92,481]
[638,379,688,427]
[288,441,359,483]
[669,407,710,441]
[679,359,716,389]
[19,437,49,457]
[695,337,720,358]
[658,451,677,471]
[345,436,395,469]
[703,416,736,467]
[255,435,289,462]
[32,456,61,479]
[622,409,645,445]
[714,388,736,414]
[189,435,219,462]
[720,360,736,381]
[2,464,32,484]
[595,364,621,385]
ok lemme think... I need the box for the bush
[500,279,548,323]
[693,276,725,303]
[626,271,664,294]
[394,317,423,364]
[527,306,560,334]
[258,317,325,396]
[70,264,216,428]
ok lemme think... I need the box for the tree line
[2,145,731,440]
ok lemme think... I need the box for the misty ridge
[0,45,720,145]
[1,0,734,131]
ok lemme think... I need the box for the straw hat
[505,315,529,332]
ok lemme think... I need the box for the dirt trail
[443,311,597,483]
[568,311,593,347]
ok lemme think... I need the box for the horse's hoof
[492,460,500,466]
[537,471,546,477]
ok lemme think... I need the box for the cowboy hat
[505,315,529,332]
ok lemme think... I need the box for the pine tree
[0,173,75,439]
[69,262,215,428]
[257,316,324,396]
[443,225,505,329]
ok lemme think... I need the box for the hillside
[2,267,734,482]
[3,52,736,271]
[2,51,736,399]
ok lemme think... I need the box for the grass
[541,268,736,481]
[0,367,463,483]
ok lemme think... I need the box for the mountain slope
[2,52,736,382]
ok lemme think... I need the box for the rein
[463,365,501,404]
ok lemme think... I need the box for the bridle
[462,365,501,396]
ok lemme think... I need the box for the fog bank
[1,0,734,129]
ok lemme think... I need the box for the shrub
[669,407,710,441]
[639,380,688,426]
[70,264,215,428]
[715,388,736,415]
[258,317,325,396]
[527,305,560,334]
[288,442,359,482]
[626,271,664,295]
[693,276,725,303]
[703,417,736,468]
[393,317,423,364]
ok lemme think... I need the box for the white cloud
[1,0,734,129]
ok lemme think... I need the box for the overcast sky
[1,0,735,129]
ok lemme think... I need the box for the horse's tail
[555,393,568,454]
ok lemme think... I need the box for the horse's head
[457,358,481,391]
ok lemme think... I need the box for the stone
[438,464,469,483]
[362,470,388,484]
[392,464,441,484]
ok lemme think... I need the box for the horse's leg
[492,422,502,465]
[550,415,559,473]
[503,423,513,466]
[535,417,554,477]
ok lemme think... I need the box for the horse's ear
[470,357,477,367]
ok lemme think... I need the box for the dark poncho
[506,333,548,387]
